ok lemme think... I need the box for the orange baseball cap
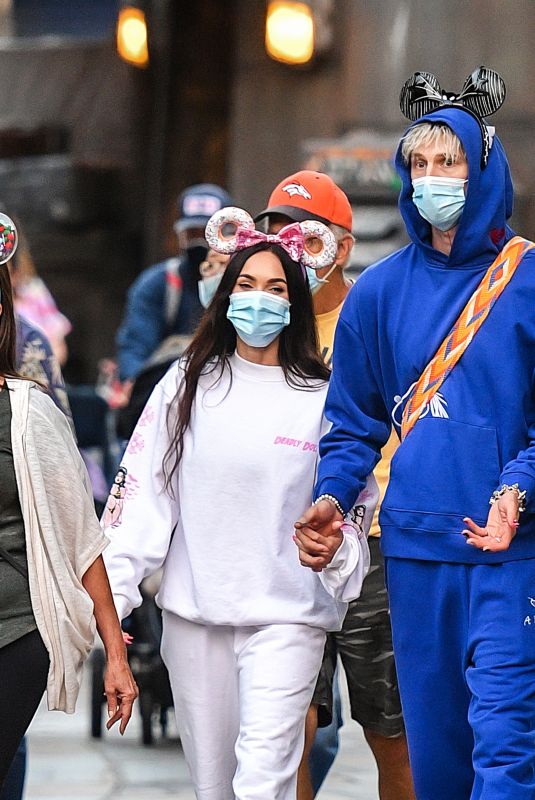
[255,170,353,232]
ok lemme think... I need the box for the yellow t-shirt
[368,431,398,537]
[315,302,344,368]
[315,302,399,538]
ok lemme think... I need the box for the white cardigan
[7,378,108,712]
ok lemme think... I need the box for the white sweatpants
[161,611,326,800]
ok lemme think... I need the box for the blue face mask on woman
[412,176,467,232]
[226,290,290,348]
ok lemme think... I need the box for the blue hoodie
[315,106,535,564]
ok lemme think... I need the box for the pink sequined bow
[234,223,305,262]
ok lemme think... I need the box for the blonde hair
[401,123,466,166]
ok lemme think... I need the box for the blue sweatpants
[385,555,535,800]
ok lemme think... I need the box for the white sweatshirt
[103,353,376,631]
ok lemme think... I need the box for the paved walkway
[25,667,378,799]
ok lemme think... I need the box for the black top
[0,386,36,648]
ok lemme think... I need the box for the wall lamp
[116,3,149,68]
[265,0,333,67]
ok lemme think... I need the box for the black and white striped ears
[399,66,506,168]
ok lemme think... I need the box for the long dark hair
[164,241,330,485]
[0,264,20,379]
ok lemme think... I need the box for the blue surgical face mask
[198,272,224,308]
[227,290,290,348]
[305,263,337,295]
[412,176,467,232]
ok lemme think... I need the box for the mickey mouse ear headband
[0,214,17,265]
[399,66,506,168]
[205,206,337,271]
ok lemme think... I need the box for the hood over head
[395,106,514,267]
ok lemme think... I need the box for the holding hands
[294,499,344,572]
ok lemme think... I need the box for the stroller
[89,573,174,746]
[90,338,190,745]
[116,334,192,440]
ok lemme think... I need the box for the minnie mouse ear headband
[399,66,506,168]
[0,213,18,304]
[0,214,17,265]
[205,207,337,271]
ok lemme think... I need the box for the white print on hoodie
[103,353,377,631]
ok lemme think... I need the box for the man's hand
[294,499,344,572]
[463,491,520,552]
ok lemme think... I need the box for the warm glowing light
[116,7,149,68]
[266,1,314,65]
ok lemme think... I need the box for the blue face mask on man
[412,176,467,232]
[198,272,224,308]
[226,290,290,348]
[305,263,337,295]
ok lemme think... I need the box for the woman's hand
[294,499,344,571]
[463,491,520,552]
[104,656,139,735]
[81,557,139,733]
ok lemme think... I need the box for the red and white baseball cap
[255,170,353,232]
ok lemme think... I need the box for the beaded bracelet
[315,494,345,517]
[489,483,527,514]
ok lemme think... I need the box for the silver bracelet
[315,494,344,517]
[489,483,527,514]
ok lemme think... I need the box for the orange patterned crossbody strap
[401,236,535,440]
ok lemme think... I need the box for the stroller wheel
[160,708,168,738]
[90,648,106,738]
[139,689,154,746]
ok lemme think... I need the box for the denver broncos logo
[282,183,312,199]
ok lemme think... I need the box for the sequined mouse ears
[399,66,506,167]
[0,213,17,265]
